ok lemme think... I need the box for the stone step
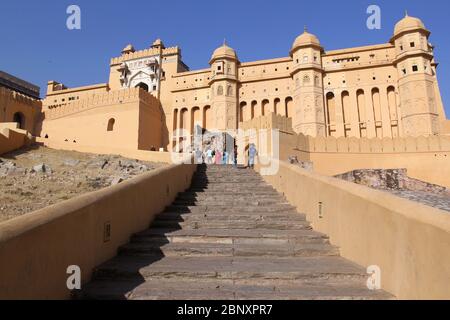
[191,177,264,182]
[190,181,268,187]
[118,242,339,258]
[172,199,289,207]
[151,219,311,230]
[187,187,276,193]
[164,204,296,214]
[79,165,394,300]
[155,212,307,222]
[78,278,393,300]
[131,228,330,245]
[176,192,285,200]
[92,256,369,283]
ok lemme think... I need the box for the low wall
[259,160,450,300]
[0,123,28,155]
[35,137,173,164]
[0,163,196,299]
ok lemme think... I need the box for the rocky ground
[0,145,166,222]
[335,169,450,212]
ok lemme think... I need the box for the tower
[209,42,239,131]
[290,28,326,136]
[391,13,440,136]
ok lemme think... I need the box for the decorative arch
[173,109,179,132]
[251,101,258,119]
[261,99,270,116]
[341,91,350,136]
[326,92,336,136]
[180,108,189,137]
[107,118,115,132]
[274,98,281,116]
[239,102,247,123]
[227,85,233,96]
[203,105,211,130]
[13,112,25,130]
[217,85,224,96]
[371,87,382,137]
[191,107,201,135]
[285,97,294,118]
[135,82,149,92]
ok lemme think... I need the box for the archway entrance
[13,112,25,130]
[135,82,149,92]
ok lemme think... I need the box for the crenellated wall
[0,87,42,135]
[243,113,450,187]
[40,87,163,151]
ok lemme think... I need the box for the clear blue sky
[0,0,448,116]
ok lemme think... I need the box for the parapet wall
[35,137,173,164]
[44,87,159,121]
[0,163,196,299]
[259,160,450,299]
[110,46,180,65]
[0,123,30,155]
[243,113,450,187]
[0,87,41,107]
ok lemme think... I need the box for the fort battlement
[110,46,180,65]
[243,113,450,154]
[0,86,41,107]
[44,87,160,120]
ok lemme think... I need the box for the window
[217,65,222,71]
[217,85,224,96]
[412,65,418,72]
[107,118,115,132]
[402,69,407,75]
[153,85,157,91]
[410,42,415,48]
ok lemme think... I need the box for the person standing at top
[223,150,229,165]
[248,144,258,169]
[215,149,222,165]
[233,145,238,168]
[206,148,213,164]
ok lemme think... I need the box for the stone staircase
[79,165,393,300]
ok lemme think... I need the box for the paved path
[79,165,393,300]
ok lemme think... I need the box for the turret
[209,41,240,130]
[391,13,440,136]
[290,28,326,136]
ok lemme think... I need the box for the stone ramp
[79,165,393,300]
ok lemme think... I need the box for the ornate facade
[2,14,447,153]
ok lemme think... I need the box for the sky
[0,0,448,116]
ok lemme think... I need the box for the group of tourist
[194,144,258,168]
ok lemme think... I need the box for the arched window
[217,85,224,96]
[135,82,149,92]
[303,75,310,85]
[107,118,115,131]
[227,85,233,96]
[13,112,25,130]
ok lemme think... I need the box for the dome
[210,43,238,63]
[121,44,135,54]
[152,38,165,48]
[394,14,426,36]
[291,29,322,54]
